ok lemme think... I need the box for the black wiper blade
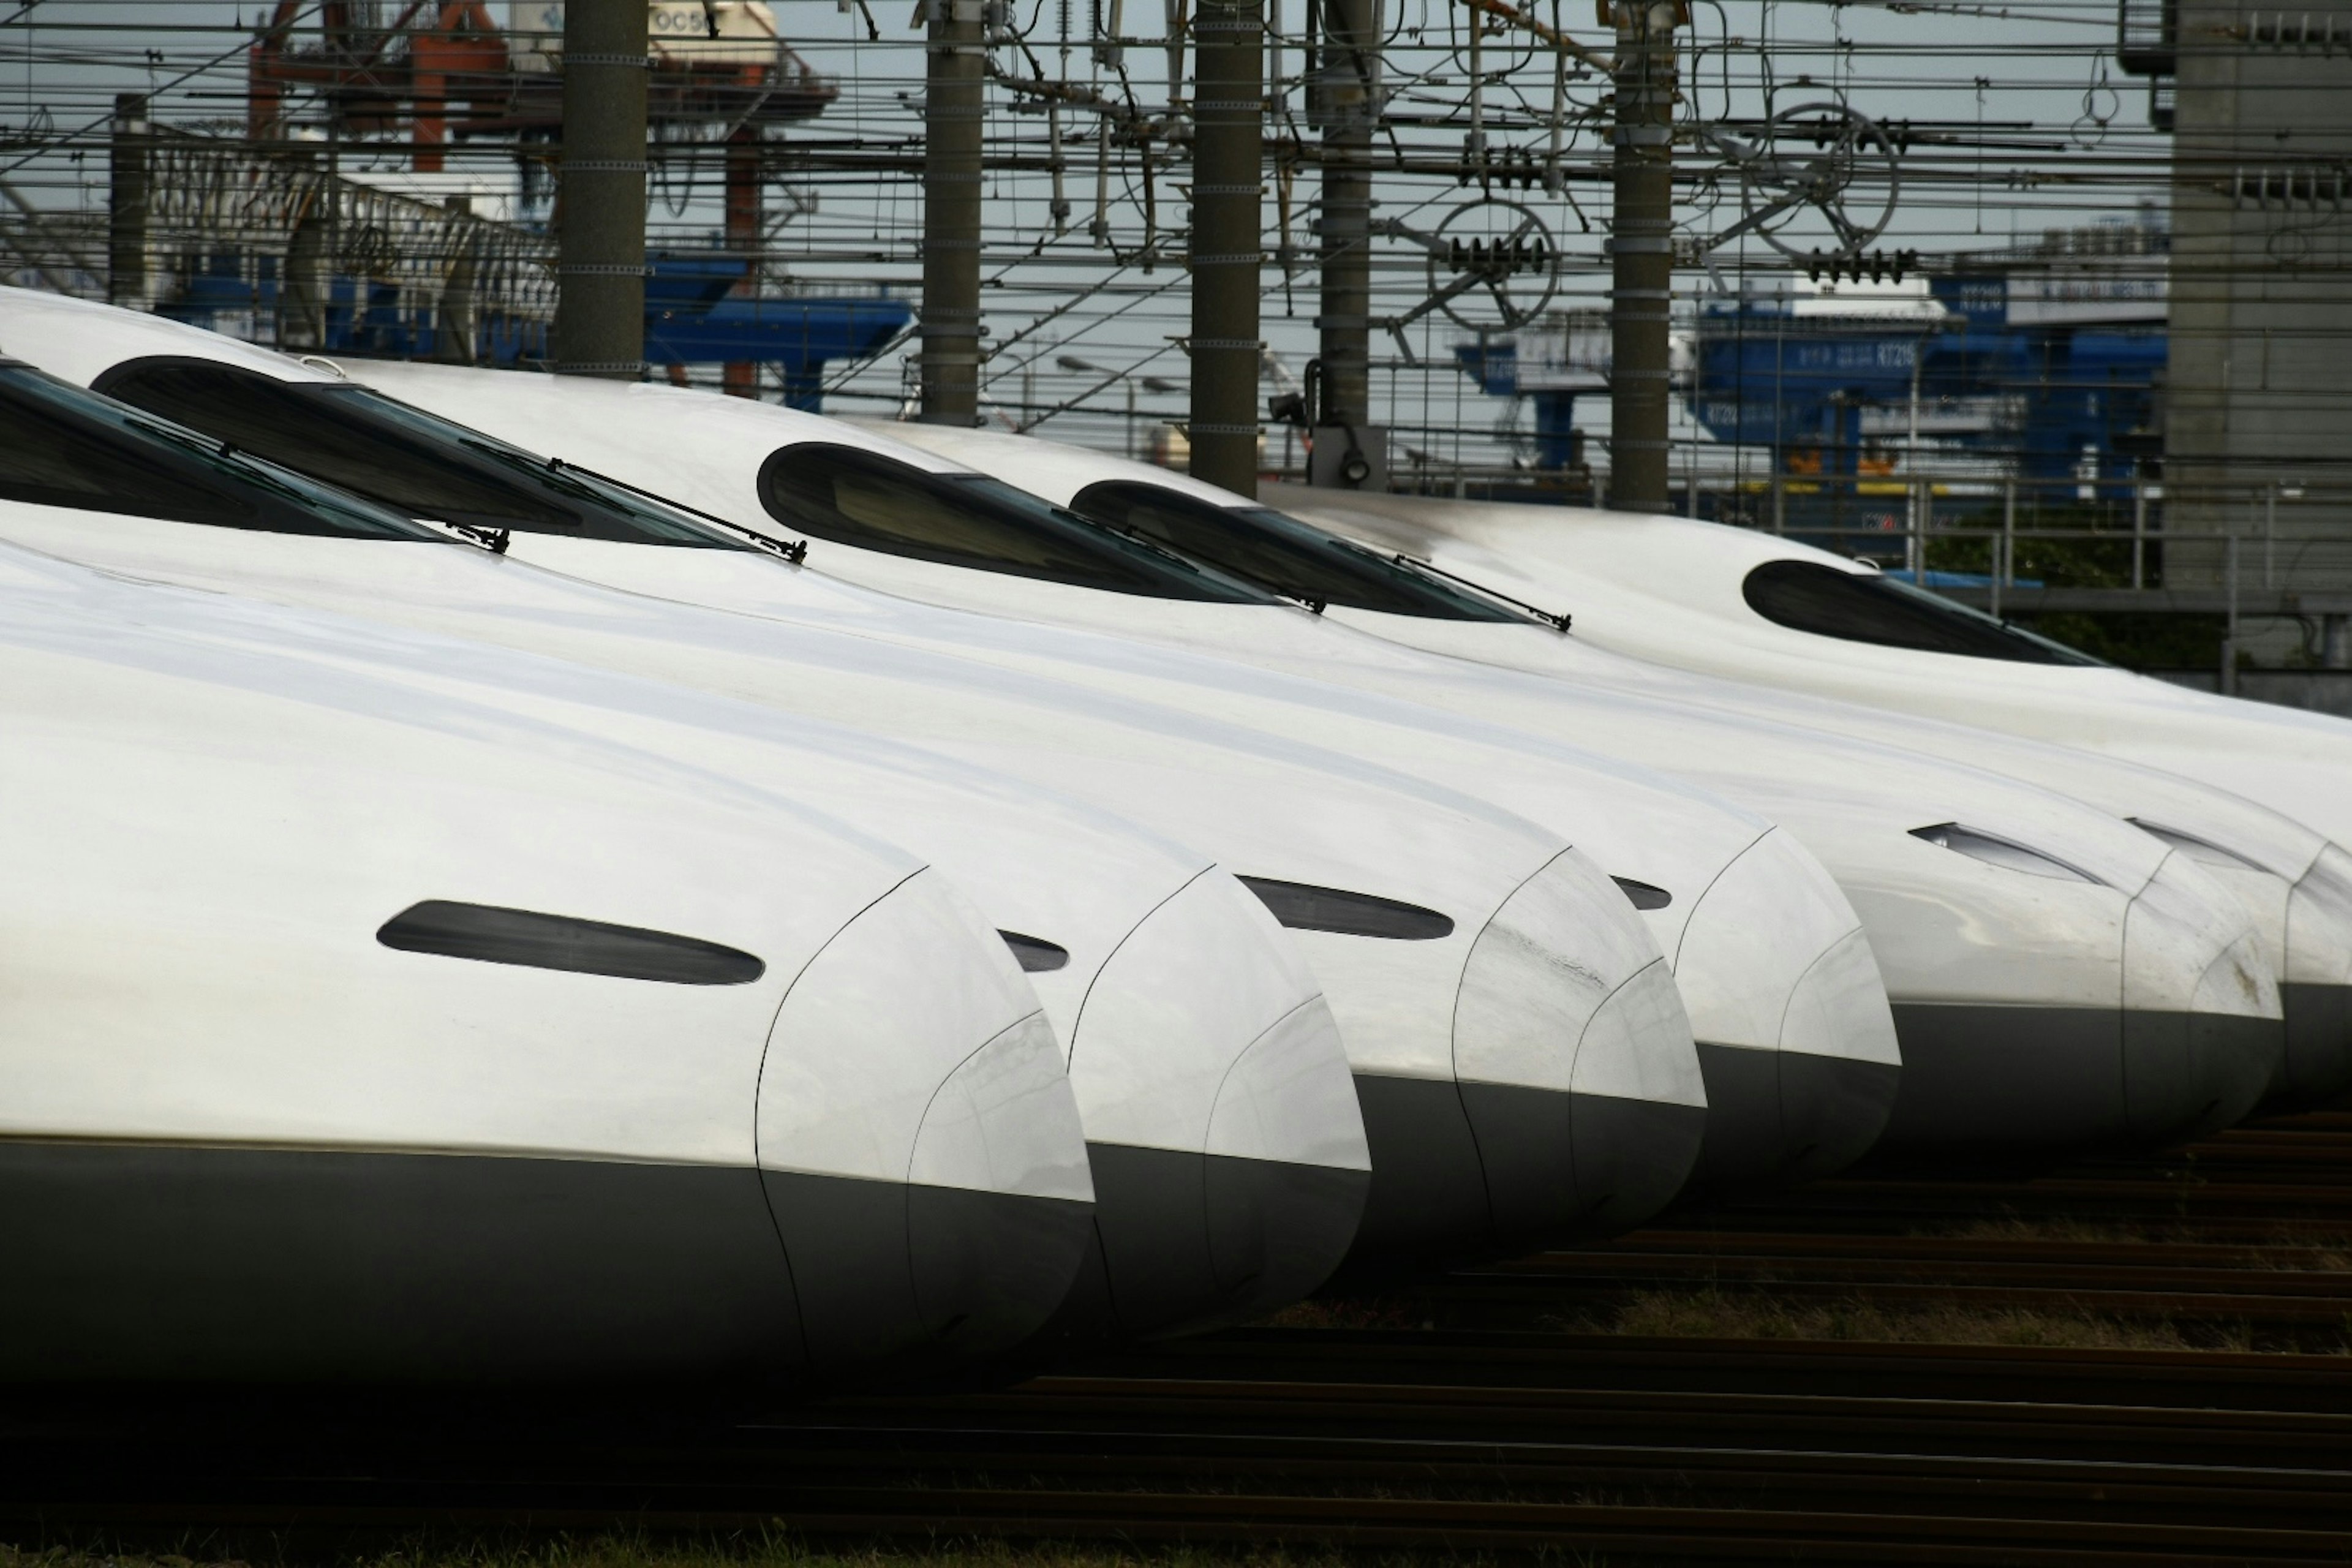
[129,415,445,537]
[129,415,251,467]
[543,456,809,564]
[1088,516,1321,614]
[1391,552,1571,633]
[418,516,511,554]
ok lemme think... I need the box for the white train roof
[1269,481,2352,846]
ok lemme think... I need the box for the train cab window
[1070,481,1524,621]
[92,357,735,548]
[756,443,1278,603]
[1741,559,2103,665]
[0,363,431,539]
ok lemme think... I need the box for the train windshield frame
[1070,480,1526,621]
[1742,559,2105,666]
[756,443,1281,603]
[91,357,742,549]
[0,363,437,540]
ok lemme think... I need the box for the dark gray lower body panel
[1348,1073,1703,1263]
[1348,1072,1490,1257]
[761,1169,1092,1381]
[1781,1049,1904,1176]
[0,1140,804,1388]
[1880,1003,2282,1159]
[1689,1042,1901,1192]
[2123,1008,2280,1144]
[2274,981,2352,1109]
[1463,1080,1705,1240]
[1037,1142,1368,1342]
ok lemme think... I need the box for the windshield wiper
[543,456,809,564]
[1390,552,1571,633]
[1084,516,1318,612]
[126,415,449,541]
[417,516,511,554]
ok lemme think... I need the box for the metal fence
[114,123,556,359]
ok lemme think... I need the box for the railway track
[8,1115,2352,1566]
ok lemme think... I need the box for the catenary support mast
[554,0,649,378]
[919,0,988,423]
[1189,0,1266,496]
[1608,0,1678,511]
[1310,0,1384,487]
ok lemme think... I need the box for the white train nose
[2117,856,2283,1145]
[755,869,1095,1378]
[1880,852,2282,1159]
[1051,869,1369,1339]
[1672,827,1902,1188]
[2283,845,2352,1105]
[1362,849,1706,1254]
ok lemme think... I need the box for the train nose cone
[2280,844,2352,1106]
[1880,850,2282,1162]
[1202,997,1370,1318]
[905,1011,1098,1348]
[1673,827,1902,1189]
[1061,870,1369,1340]
[1777,929,1905,1169]
[755,869,1093,1381]
[2120,855,2283,1146]
[1447,850,1707,1248]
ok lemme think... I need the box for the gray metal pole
[2222,532,2240,696]
[1608,1,1676,514]
[2131,476,2146,589]
[2002,476,2016,599]
[920,0,987,423]
[1189,0,1264,496]
[554,0,647,378]
[2264,482,2277,589]
[108,93,150,310]
[1313,0,1380,480]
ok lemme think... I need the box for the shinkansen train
[0,341,1706,1264]
[0,292,1383,1344]
[0,538,1098,1387]
[72,325,1902,1193]
[14,540,1370,1347]
[266,352,2271,1163]
[867,424,2352,1115]
[1262,481,2352,854]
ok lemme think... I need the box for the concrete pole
[1189,0,1264,496]
[554,0,649,378]
[919,0,987,423]
[1608,0,1677,513]
[1314,0,1378,435]
[723,125,763,397]
[108,93,150,311]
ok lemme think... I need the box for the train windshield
[1742,559,2103,665]
[1071,480,1525,621]
[757,443,1281,603]
[93,357,740,548]
[0,363,435,540]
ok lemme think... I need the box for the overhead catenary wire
[0,0,2337,507]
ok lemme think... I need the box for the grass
[1937,1216,2157,1246]
[1259,1298,1427,1332]
[1567,1287,2241,1352]
[0,1540,1377,1568]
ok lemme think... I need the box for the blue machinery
[162,252,910,412]
[1456,270,2167,492]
